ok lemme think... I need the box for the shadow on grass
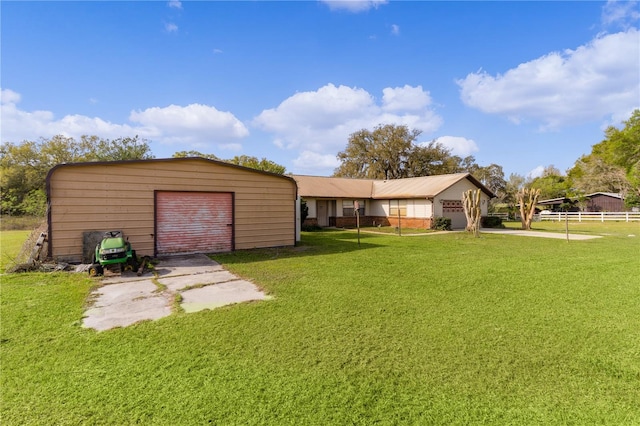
[210,230,383,265]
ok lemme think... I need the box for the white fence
[538,211,640,222]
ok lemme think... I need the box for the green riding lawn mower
[88,231,138,276]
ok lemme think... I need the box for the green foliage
[19,189,47,216]
[87,135,155,161]
[480,216,504,228]
[172,150,220,160]
[334,124,419,179]
[1,135,154,215]
[472,163,506,197]
[527,166,570,200]
[172,152,286,174]
[334,124,478,179]
[226,155,286,174]
[624,192,640,209]
[568,155,630,196]
[300,199,309,223]
[433,216,452,230]
[2,225,639,424]
[568,109,640,198]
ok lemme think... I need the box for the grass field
[0,230,31,273]
[1,222,639,424]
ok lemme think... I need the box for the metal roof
[292,173,495,199]
[585,192,623,199]
[372,173,475,198]
[291,175,375,198]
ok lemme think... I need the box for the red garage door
[442,200,467,229]
[156,192,233,255]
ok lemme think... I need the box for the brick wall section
[304,216,432,229]
[303,218,319,227]
[387,217,432,229]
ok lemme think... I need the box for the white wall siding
[435,180,490,216]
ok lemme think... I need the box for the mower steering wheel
[108,231,120,238]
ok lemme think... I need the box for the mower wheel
[129,251,138,271]
[88,264,103,277]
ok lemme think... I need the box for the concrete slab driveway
[82,254,270,331]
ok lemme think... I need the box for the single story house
[292,173,495,230]
[46,157,298,263]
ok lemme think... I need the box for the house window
[389,200,407,217]
[343,200,365,216]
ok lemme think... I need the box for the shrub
[481,216,505,228]
[433,217,452,231]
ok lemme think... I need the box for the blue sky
[2,0,639,178]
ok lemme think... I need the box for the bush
[433,217,452,231]
[301,224,323,232]
[481,216,505,228]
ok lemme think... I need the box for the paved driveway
[82,254,270,331]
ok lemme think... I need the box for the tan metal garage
[46,157,297,262]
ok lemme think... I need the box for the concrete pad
[153,253,223,278]
[82,280,172,331]
[180,280,271,313]
[101,270,154,285]
[82,254,271,331]
[162,270,239,292]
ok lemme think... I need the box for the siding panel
[47,158,296,262]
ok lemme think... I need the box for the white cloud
[165,23,178,33]
[382,85,431,111]
[457,29,640,130]
[253,83,443,157]
[320,0,387,13]
[527,165,545,180]
[1,93,136,143]
[602,0,639,29]
[391,24,400,36]
[0,89,249,154]
[429,136,479,157]
[130,104,249,143]
[1,88,21,105]
[292,151,341,173]
[168,0,182,9]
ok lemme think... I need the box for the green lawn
[1,223,639,424]
[0,230,31,273]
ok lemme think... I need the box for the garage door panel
[156,192,233,255]
[442,200,467,229]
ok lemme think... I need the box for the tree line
[334,111,640,212]
[0,136,284,216]
[1,109,638,217]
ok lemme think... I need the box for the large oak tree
[334,124,478,179]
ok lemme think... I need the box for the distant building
[584,192,625,212]
[537,192,626,212]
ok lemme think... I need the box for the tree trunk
[462,188,482,237]
[517,188,541,230]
